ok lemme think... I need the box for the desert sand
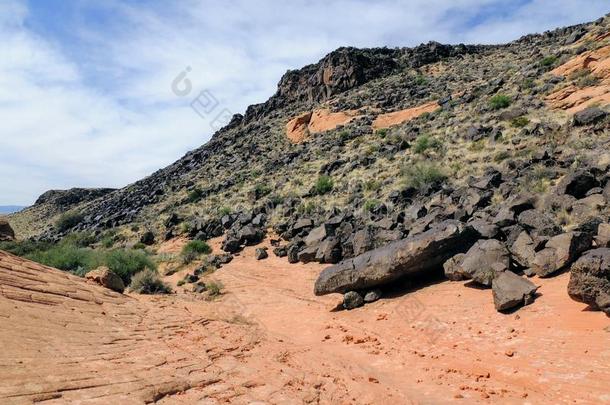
[1,238,609,404]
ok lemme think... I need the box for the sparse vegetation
[413,134,442,154]
[375,128,388,137]
[364,199,382,212]
[55,211,84,232]
[314,175,334,195]
[129,269,172,294]
[181,240,211,264]
[187,187,204,203]
[511,116,530,128]
[489,94,511,110]
[206,280,224,298]
[540,55,558,67]
[402,162,447,190]
[494,150,511,162]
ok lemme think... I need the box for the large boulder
[510,231,537,269]
[532,232,593,277]
[443,253,467,281]
[567,248,610,314]
[555,171,598,199]
[460,239,510,286]
[492,271,538,312]
[0,219,15,241]
[85,267,125,293]
[314,221,479,295]
[573,107,607,126]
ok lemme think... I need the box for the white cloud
[0,0,608,205]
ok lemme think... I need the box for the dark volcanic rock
[460,239,510,286]
[492,271,538,312]
[573,107,607,126]
[343,291,364,310]
[443,253,467,281]
[255,248,268,260]
[532,232,593,277]
[555,171,599,199]
[568,248,610,314]
[511,231,537,269]
[0,219,15,242]
[364,289,382,303]
[314,220,478,295]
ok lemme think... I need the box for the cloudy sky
[1,0,608,206]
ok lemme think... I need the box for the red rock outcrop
[286,108,360,143]
[547,45,610,113]
[372,101,440,129]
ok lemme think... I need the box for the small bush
[206,281,224,297]
[182,240,212,255]
[375,128,388,137]
[511,116,530,128]
[254,183,272,198]
[402,162,447,190]
[364,199,382,212]
[187,188,204,203]
[494,150,511,162]
[364,179,381,192]
[105,249,157,285]
[129,269,172,294]
[540,55,558,67]
[414,74,428,85]
[314,175,334,195]
[133,242,147,250]
[218,206,232,216]
[489,94,511,110]
[55,211,84,232]
[413,134,442,154]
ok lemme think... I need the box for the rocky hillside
[7,15,610,312]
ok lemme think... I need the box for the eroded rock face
[492,271,538,312]
[0,219,15,241]
[314,220,479,296]
[0,251,215,403]
[568,248,610,314]
[85,266,125,293]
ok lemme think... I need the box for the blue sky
[1,0,608,205]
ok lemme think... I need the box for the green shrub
[105,249,156,285]
[494,151,511,162]
[133,242,147,250]
[314,175,334,195]
[402,162,447,190]
[129,269,172,294]
[375,128,388,137]
[187,188,204,203]
[0,240,51,257]
[26,244,101,276]
[364,199,382,212]
[540,55,558,67]
[182,240,212,255]
[413,134,442,154]
[489,94,511,110]
[218,206,232,216]
[364,180,381,192]
[511,116,530,128]
[254,183,272,198]
[206,281,224,297]
[55,211,84,232]
[414,74,428,85]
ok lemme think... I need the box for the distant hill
[0,206,25,214]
